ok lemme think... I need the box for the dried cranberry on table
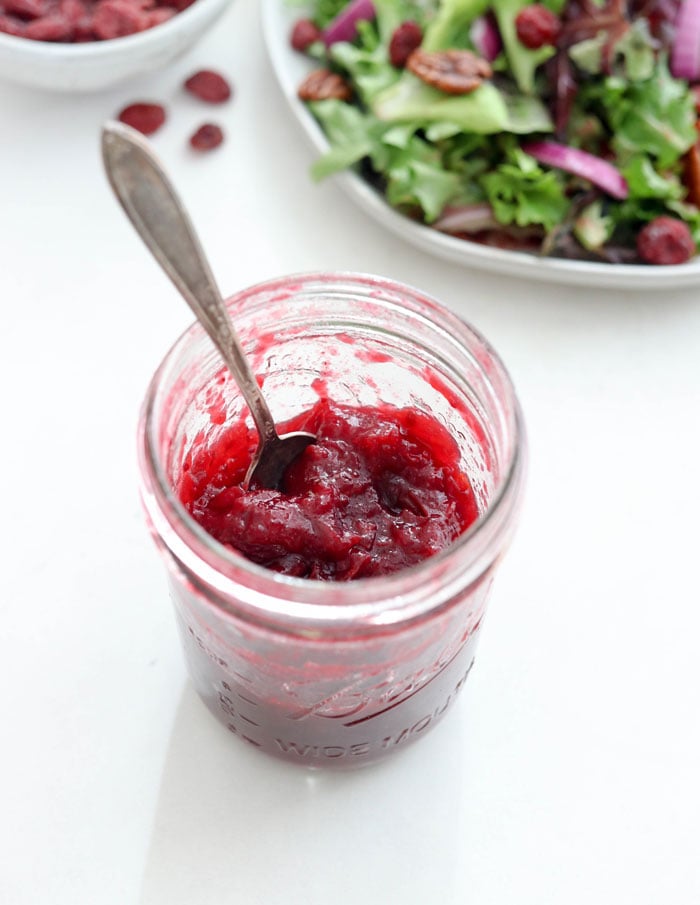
[290,17,321,52]
[515,4,561,49]
[116,66,233,151]
[184,70,232,103]
[637,217,695,265]
[389,20,423,68]
[118,102,167,136]
[190,123,224,151]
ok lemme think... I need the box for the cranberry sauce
[177,398,479,580]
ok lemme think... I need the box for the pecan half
[406,49,492,94]
[297,68,352,102]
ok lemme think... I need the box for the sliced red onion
[671,0,700,80]
[323,0,376,46]
[434,203,499,233]
[470,15,502,62]
[522,140,629,199]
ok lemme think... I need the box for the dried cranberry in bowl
[1,0,197,43]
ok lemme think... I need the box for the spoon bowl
[101,121,315,489]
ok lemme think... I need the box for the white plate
[261,0,700,290]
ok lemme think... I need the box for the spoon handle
[101,121,277,442]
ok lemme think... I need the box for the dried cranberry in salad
[290,0,700,265]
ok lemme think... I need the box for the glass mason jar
[138,273,526,767]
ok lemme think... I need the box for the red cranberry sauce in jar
[168,353,489,764]
[144,275,523,767]
[178,397,480,580]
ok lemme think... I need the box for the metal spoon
[101,121,315,490]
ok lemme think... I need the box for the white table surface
[2,1,699,902]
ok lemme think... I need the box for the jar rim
[138,271,526,635]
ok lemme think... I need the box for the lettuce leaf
[311,0,352,27]
[568,19,656,81]
[330,34,401,103]
[480,146,568,229]
[308,99,462,220]
[373,74,552,133]
[385,154,463,219]
[308,100,378,178]
[421,0,490,51]
[601,61,696,168]
[622,156,684,201]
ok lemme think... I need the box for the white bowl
[0,0,232,92]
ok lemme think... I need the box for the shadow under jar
[139,273,526,767]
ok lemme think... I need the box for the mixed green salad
[288,0,700,264]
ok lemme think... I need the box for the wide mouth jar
[139,272,526,765]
